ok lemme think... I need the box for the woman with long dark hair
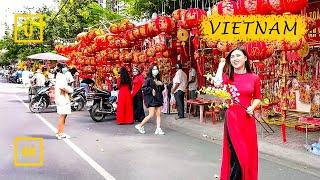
[116,67,134,124]
[135,64,165,135]
[131,67,145,122]
[215,48,261,180]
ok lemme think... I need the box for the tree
[121,0,210,19]
[0,0,122,65]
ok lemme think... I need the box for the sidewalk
[159,113,320,174]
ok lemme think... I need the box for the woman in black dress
[135,64,165,135]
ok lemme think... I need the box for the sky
[0,0,58,38]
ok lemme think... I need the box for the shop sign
[201,14,307,43]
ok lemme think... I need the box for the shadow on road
[25,134,57,140]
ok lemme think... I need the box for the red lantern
[155,44,167,52]
[217,0,239,15]
[120,39,129,48]
[119,21,128,32]
[154,16,175,34]
[109,24,120,34]
[147,20,159,37]
[139,25,148,38]
[282,0,307,14]
[172,9,187,21]
[132,27,141,39]
[266,0,285,14]
[146,48,156,57]
[245,41,274,60]
[237,0,269,15]
[163,50,170,58]
[125,30,136,41]
[183,8,206,29]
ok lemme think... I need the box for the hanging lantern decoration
[139,25,148,38]
[109,24,120,34]
[163,50,170,58]
[266,0,285,14]
[147,20,159,37]
[245,41,274,60]
[94,35,105,50]
[146,47,156,57]
[132,27,141,39]
[217,0,239,15]
[237,0,269,15]
[125,30,136,41]
[154,16,175,34]
[155,44,167,52]
[120,39,129,48]
[183,8,206,29]
[139,54,147,63]
[172,9,187,21]
[119,20,129,32]
[282,0,307,14]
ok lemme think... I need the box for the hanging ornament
[217,0,239,15]
[192,36,200,50]
[298,42,309,58]
[177,28,189,42]
[266,0,285,14]
[245,41,274,60]
[183,8,206,29]
[109,24,120,34]
[237,0,269,15]
[172,9,187,21]
[282,0,307,14]
[154,16,175,34]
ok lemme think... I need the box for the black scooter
[87,87,117,122]
[29,82,86,113]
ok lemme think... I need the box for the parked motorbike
[87,88,118,122]
[29,84,86,113]
[70,87,86,111]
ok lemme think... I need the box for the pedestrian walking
[135,64,165,135]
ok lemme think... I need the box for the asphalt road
[0,79,319,180]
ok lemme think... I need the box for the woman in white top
[55,64,73,140]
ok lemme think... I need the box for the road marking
[15,95,116,180]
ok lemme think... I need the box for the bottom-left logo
[14,137,44,167]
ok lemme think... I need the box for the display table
[186,98,213,123]
[299,116,320,144]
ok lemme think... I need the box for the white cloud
[0,0,58,38]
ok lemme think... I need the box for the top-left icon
[14,13,45,43]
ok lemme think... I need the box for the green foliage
[121,0,200,19]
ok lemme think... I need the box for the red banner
[306,1,320,42]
